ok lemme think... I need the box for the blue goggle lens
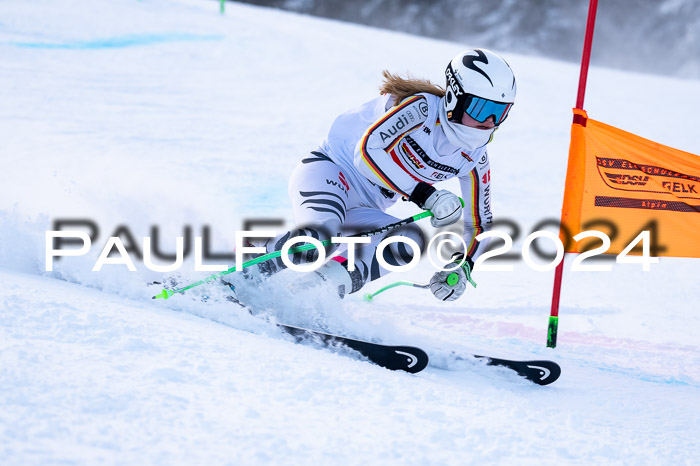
[464,95,512,125]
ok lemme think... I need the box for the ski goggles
[463,94,513,125]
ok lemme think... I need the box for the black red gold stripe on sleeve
[360,150,409,197]
[359,95,425,196]
[466,168,484,257]
[385,120,423,152]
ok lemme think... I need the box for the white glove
[430,268,466,301]
[423,190,462,227]
[429,254,476,302]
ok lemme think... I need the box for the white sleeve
[353,94,429,198]
[458,154,493,262]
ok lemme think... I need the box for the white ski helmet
[444,48,517,125]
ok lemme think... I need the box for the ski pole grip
[420,196,464,220]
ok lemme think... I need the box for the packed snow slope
[1,0,699,464]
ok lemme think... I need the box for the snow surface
[1,0,699,463]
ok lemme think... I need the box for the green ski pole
[364,230,477,301]
[363,281,430,301]
[152,208,441,300]
[362,268,476,301]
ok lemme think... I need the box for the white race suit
[260,92,493,295]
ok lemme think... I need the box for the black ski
[474,355,561,385]
[155,280,557,382]
[271,325,560,384]
[217,282,429,374]
[278,323,429,374]
[275,325,558,383]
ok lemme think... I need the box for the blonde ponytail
[379,70,445,106]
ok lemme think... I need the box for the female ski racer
[241,49,516,302]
